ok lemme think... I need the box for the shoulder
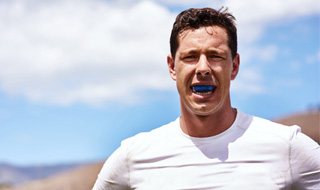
[240,112,319,153]
[238,112,320,187]
[239,112,302,144]
[121,118,180,154]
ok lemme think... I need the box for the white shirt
[92,111,320,190]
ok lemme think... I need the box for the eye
[208,54,224,62]
[182,55,198,62]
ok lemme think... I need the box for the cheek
[211,65,225,78]
[212,65,233,86]
[217,63,233,76]
[176,64,194,80]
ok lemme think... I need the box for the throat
[179,108,237,137]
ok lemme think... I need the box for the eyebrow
[180,49,198,55]
[180,48,225,55]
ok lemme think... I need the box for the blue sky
[0,0,319,166]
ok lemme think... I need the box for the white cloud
[226,0,319,22]
[0,0,318,105]
[0,0,175,105]
[106,0,223,9]
[225,0,319,44]
[154,0,224,9]
[225,0,319,96]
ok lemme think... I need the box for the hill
[10,162,103,190]
[0,163,79,189]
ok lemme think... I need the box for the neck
[180,106,237,138]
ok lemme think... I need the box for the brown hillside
[274,110,320,143]
[11,162,103,190]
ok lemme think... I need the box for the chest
[129,143,291,190]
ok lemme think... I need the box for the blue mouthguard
[192,85,215,92]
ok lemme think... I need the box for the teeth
[192,85,215,94]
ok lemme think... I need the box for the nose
[196,55,211,77]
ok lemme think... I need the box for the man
[92,8,320,189]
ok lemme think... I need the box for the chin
[194,110,217,117]
[188,104,219,117]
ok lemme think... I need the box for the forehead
[177,26,229,52]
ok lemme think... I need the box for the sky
[0,0,319,166]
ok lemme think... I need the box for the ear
[231,53,240,80]
[167,55,176,81]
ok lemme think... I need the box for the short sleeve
[289,127,320,189]
[92,143,130,190]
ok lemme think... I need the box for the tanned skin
[167,26,240,137]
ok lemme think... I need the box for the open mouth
[191,85,216,95]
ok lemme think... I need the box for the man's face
[167,26,240,116]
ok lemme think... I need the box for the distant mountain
[10,162,103,190]
[0,163,80,189]
[274,110,320,143]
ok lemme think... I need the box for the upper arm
[92,144,130,190]
[290,131,320,189]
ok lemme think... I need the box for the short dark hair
[169,7,237,58]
